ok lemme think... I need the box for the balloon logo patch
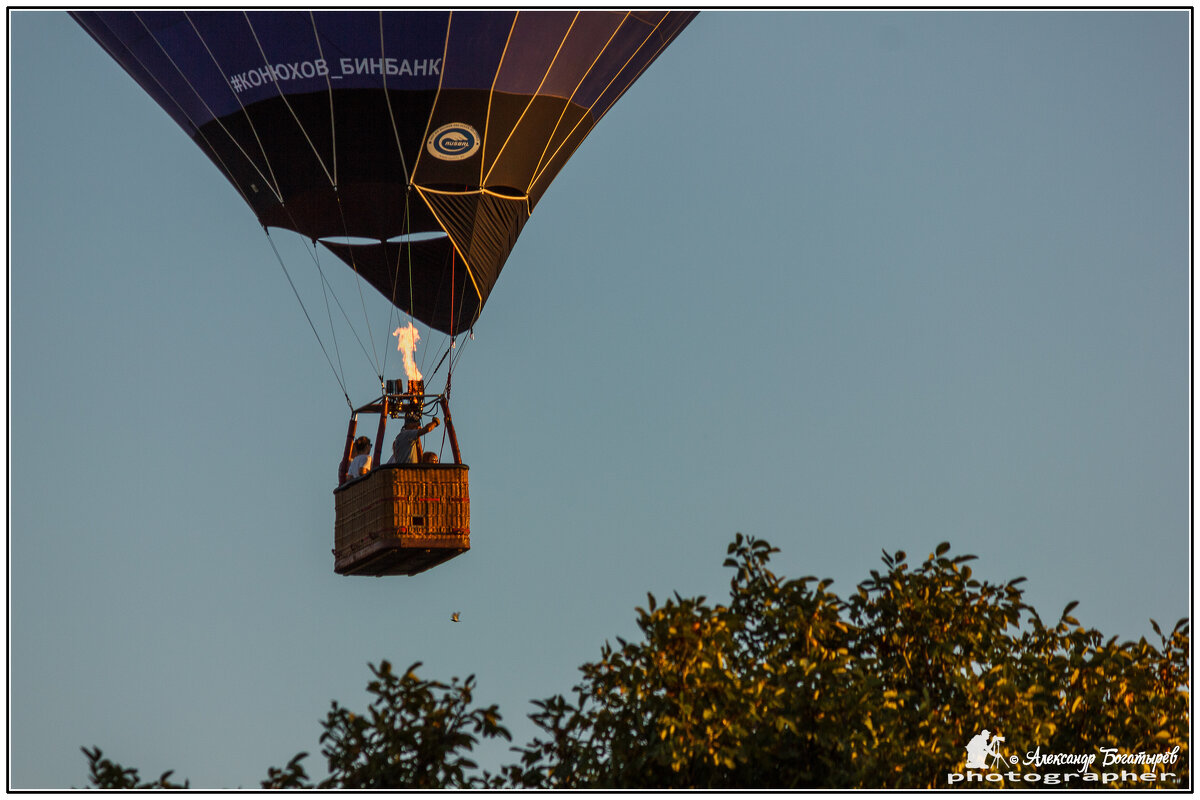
[427,123,480,161]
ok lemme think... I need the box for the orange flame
[392,322,423,383]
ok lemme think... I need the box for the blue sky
[8,9,1191,789]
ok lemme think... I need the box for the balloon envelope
[72,10,696,334]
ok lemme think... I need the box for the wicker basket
[333,463,470,576]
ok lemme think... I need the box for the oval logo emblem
[427,122,480,161]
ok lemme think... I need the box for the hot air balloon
[71,10,696,576]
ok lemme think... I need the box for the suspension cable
[296,237,380,374]
[423,343,453,385]
[383,188,417,382]
[312,240,347,389]
[264,229,352,408]
[330,194,384,381]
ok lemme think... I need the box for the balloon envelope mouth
[388,232,450,244]
[319,232,449,246]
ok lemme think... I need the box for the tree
[507,536,1190,788]
[83,661,509,791]
[81,747,188,789]
[84,536,1190,789]
[261,661,510,789]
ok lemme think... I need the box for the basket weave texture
[334,464,470,572]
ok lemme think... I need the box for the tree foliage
[506,536,1189,788]
[84,536,1190,789]
[262,660,510,789]
[81,747,187,790]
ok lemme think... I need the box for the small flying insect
[451,612,460,623]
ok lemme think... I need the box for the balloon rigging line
[307,204,452,399]
[331,193,385,382]
[115,12,272,210]
[206,47,380,403]
[175,12,285,204]
[264,229,352,408]
[309,241,379,394]
[378,11,411,185]
[481,11,580,188]
[405,195,418,342]
[523,12,627,191]
[263,157,381,390]
[383,190,417,381]
[408,10,453,181]
[479,12,523,187]
[314,238,384,381]
[308,11,339,189]
[287,188,454,401]
[310,229,456,398]
[242,12,336,188]
[387,194,456,398]
[279,187,459,398]
[156,12,365,398]
[448,333,470,377]
[260,169,382,397]
[412,186,487,319]
[264,13,382,379]
[529,13,680,191]
[204,6,379,394]
[313,242,348,390]
[425,344,454,386]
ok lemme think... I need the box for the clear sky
[8,9,1191,789]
